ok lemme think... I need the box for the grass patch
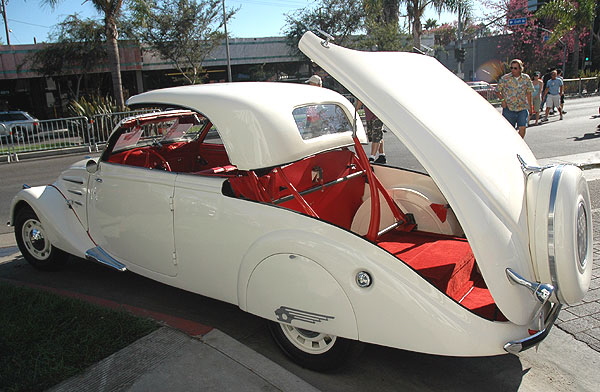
[0,282,159,392]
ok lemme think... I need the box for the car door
[88,161,178,277]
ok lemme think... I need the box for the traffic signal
[454,48,466,63]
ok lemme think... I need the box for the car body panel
[126,83,367,171]
[299,31,539,325]
[88,162,177,277]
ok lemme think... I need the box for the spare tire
[528,164,593,305]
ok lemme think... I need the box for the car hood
[299,32,539,324]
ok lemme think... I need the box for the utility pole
[1,0,10,45]
[456,2,463,78]
[222,0,232,82]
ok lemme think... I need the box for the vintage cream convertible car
[9,32,593,370]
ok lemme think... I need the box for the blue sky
[2,0,480,45]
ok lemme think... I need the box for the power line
[8,18,51,29]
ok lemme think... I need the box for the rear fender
[10,186,95,258]
[238,230,358,340]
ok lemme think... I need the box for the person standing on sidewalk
[556,69,567,114]
[530,71,543,126]
[542,70,564,121]
[497,59,534,138]
[355,100,386,163]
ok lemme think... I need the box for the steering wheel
[123,148,172,172]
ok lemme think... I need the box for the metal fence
[1,110,157,163]
[563,77,600,97]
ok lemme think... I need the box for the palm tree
[44,0,125,109]
[536,0,596,77]
[424,18,439,30]
[403,1,466,50]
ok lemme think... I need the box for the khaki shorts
[546,94,561,108]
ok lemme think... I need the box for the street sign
[508,17,527,26]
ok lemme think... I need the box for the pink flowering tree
[483,0,564,76]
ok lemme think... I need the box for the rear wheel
[267,321,363,371]
[14,207,67,271]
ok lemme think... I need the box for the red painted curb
[0,278,213,336]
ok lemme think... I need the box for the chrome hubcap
[280,324,337,354]
[22,219,51,261]
[576,201,588,269]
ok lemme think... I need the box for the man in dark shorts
[363,106,386,163]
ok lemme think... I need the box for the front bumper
[503,303,562,354]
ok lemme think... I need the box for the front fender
[10,186,95,258]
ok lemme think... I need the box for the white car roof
[126,82,367,170]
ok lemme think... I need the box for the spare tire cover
[529,164,593,305]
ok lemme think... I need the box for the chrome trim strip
[85,246,127,272]
[547,165,565,299]
[62,176,85,185]
[504,303,562,354]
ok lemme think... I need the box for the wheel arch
[237,230,360,340]
[10,186,95,259]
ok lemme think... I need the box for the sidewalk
[49,327,318,392]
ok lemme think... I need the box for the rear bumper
[503,303,562,354]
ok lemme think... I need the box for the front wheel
[267,321,363,371]
[14,207,67,271]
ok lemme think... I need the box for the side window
[293,104,353,140]
[202,125,223,145]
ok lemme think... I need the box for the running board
[85,246,127,272]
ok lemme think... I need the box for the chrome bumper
[503,303,562,354]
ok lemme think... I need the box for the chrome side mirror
[86,159,99,174]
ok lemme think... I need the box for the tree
[424,18,439,30]
[127,0,235,85]
[283,0,364,54]
[483,0,569,76]
[536,0,596,76]
[44,0,126,109]
[402,1,467,50]
[25,15,107,102]
[363,0,404,51]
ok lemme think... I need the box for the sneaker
[374,155,387,164]
[369,157,374,162]
[560,115,563,120]
[562,110,567,114]
[540,117,548,122]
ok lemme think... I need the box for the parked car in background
[0,111,40,143]
[9,31,593,371]
[467,81,496,101]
